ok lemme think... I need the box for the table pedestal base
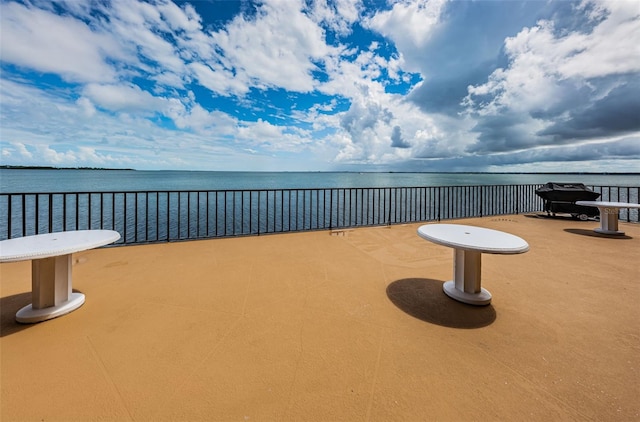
[16,292,85,323]
[595,210,624,235]
[16,254,84,323]
[594,227,624,236]
[443,281,492,306]
[443,249,492,306]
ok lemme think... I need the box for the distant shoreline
[0,166,638,175]
[0,165,134,171]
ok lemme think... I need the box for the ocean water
[1,169,639,193]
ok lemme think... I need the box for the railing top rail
[0,183,570,196]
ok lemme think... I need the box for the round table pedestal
[16,292,85,323]
[595,211,624,235]
[444,249,492,306]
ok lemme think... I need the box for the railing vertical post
[35,194,39,234]
[100,193,104,231]
[389,188,393,224]
[153,193,158,241]
[123,193,127,242]
[196,192,201,238]
[248,191,252,234]
[134,193,138,243]
[257,191,261,234]
[302,190,306,230]
[436,187,441,221]
[166,192,170,241]
[88,193,92,231]
[48,193,53,233]
[329,189,333,230]
[21,194,26,236]
[8,194,13,238]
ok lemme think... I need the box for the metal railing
[1,184,638,245]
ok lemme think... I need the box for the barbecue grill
[535,182,601,220]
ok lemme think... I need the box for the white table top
[418,224,529,254]
[575,201,640,208]
[0,230,121,263]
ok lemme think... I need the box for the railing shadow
[1,292,32,337]
[386,278,496,329]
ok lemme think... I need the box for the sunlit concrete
[2,214,639,421]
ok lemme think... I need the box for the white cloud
[237,119,312,152]
[76,97,97,118]
[1,0,637,172]
[103,0,187,76]
[308,0,362,35]
[188,62,249,96]
[82,83,166,113]
[36,144,77,164]
[157,0,202,33]
[366,0,447,50]
[13,142,33,159]
[556,1,640,79]
[168,103,238,134]
[209,0,335,93]
[0,2,127,83]
[0,65,321,170]
[465,0,640,114]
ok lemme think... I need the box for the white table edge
[417,232,529,254]
[417,224,530,255]
[0,230,121,262]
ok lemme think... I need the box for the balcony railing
[1,184,638,245]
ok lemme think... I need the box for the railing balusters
[21,194,26,236]
[1,184,637,243]
[8,194,13,238]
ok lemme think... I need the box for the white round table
[575,201,640,235]
[417,224,529,305]
[0,230,120,323]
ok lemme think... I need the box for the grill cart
[535,182,601,220]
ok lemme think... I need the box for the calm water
[1,169,639,193]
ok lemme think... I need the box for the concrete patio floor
[1,214,639,421]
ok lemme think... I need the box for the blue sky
[1,0,639,172]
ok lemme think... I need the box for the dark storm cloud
[487,137,640,165]
[395,136,640,172]
[537,76,640,141]
[465,113,541,154]
[407,66,493,114]
[391,125,410,148]
[465,75,640,154]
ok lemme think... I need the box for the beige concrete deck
[1,214,639,421]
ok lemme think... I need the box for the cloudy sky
[1,0,639,172]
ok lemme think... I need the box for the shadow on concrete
[564,228,632,239]
[524,213,598,221]
[1,292,32,337]
[1,289,88,336]
[386,278,496,329]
